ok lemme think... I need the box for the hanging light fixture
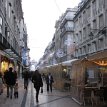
[93,60,107,66]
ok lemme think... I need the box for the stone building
[74,0,107,59]
[71,0,107,104]
[60,8,77,62]
[0,0,29,75]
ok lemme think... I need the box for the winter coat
[32,73,43,88]
[4,71,16,86]
[46,75,54,84]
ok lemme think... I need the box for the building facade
[74,0,107,59]
[60,8,77,62]
[0,0,29,75]
[71,0,107,104]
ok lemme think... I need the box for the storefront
[41,59,78,90]
[71,51,107,105]
[1,55,14,73]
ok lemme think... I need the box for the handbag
[41,87,43,93]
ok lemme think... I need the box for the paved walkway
[0,79,107,107]
[28,81,107,107]
[0,78,26,107]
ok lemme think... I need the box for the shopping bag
[41,87,43,93]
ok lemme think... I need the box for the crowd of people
[0,67,54,103]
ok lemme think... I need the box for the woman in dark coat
[32,70,43,102]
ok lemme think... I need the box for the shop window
[85,67,101,86]
[1,61,8,73]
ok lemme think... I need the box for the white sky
[22,0,80,62]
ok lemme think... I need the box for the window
[87,6,91,19]
[87,24,91,36]
[92,41,97,52]
[93,19,97,33]
[105,36,107,47]
[5,0,7,12]
[0,16,3,34]
[92,0,97,17]
[83,46,86,55]
[83,27,86,40]
[85,67,100,85]
[98,38,104,50]
[99,14,104,29]
[98,0,104,12]
[83,11,86,24]
[106,10,107,27]
[79,31,82,42]
[79,15,82,27]
[88,44,91,53]
[8,3,11,18]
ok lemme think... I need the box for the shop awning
[43,59,78,68]
[61,59,78,66]
[4,49,18,60]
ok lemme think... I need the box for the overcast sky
[22,0,80,62]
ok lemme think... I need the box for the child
[14,82,18,98]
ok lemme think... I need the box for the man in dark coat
[32,70,43,102]
[23,71,29,90]
[46,73,54,92]
[4,67,16,99]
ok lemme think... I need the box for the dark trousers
[14,91,18,98]
[7,85,14,98]
[47,83,52,92]
[24,79,28,89]
[35,87,40,102]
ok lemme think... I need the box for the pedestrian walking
[4,67,16,99]
[0,72,3,95]
[14,81,18,98]
[23,71,29,90]
[46,73,54,92]
[32,70,43,103]
[42,73,46,81]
